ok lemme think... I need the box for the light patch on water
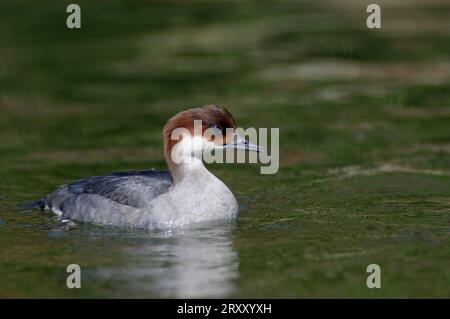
[385,107,450,119]
[304,249,368,262]
[405,144,450,154]
[315,164,450,183]
[261,61,362,82]
[260,61,450,85]
[89,225,239,298]
[281,149,324,167]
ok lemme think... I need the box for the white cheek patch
[171,134,209,164]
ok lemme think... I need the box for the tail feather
[17,199,46,210]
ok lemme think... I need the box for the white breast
[143,161,239,229]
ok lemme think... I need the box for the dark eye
[210,123,222,131]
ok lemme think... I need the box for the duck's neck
[164,141,211,184]
[169,156,212,184]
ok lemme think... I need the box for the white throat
[169,134,215,183]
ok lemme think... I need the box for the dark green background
[0,0,449,297]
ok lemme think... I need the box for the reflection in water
[93,224,239,298]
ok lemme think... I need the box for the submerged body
[27,105,258,229]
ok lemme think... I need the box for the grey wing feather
[43,169,173,212]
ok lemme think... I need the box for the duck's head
[163,105,261,175]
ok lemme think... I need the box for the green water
[0,0,449,298]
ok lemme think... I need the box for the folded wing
[43,170,173,218]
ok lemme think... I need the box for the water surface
[0,0,449,297]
